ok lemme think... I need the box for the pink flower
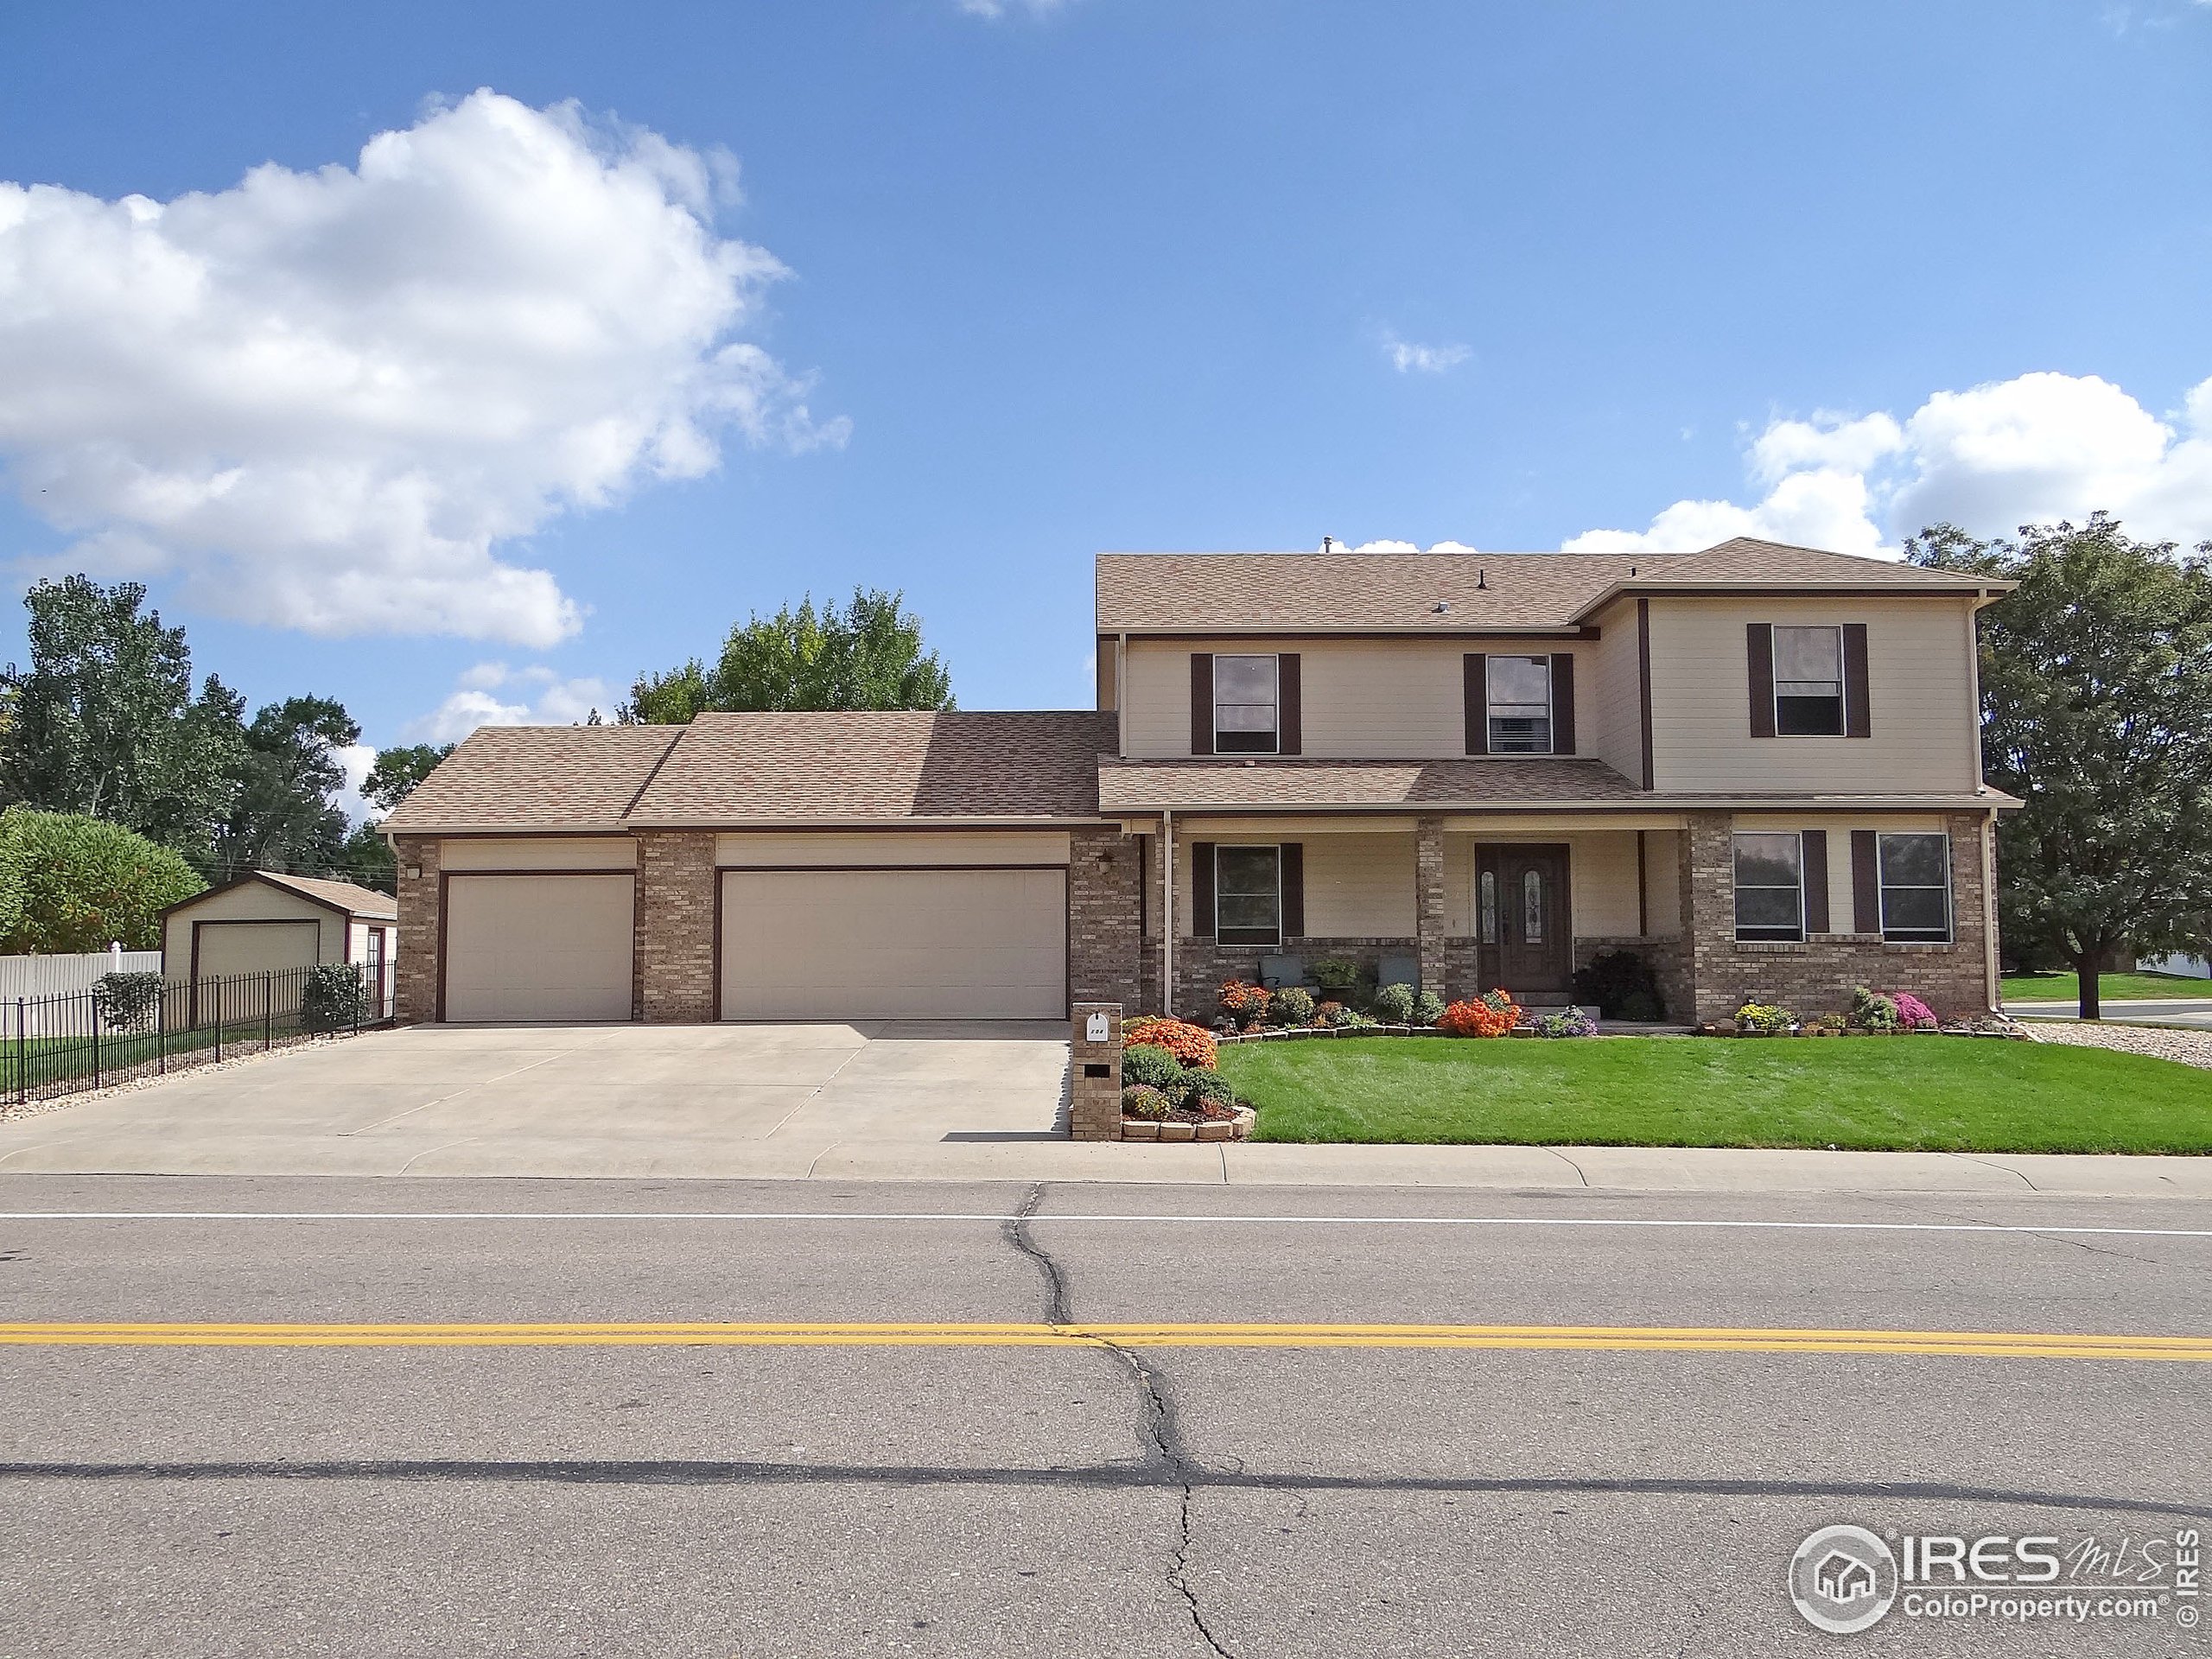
[1891,992,1937,1030]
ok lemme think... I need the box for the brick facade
[636,830,716,1024]
[1068,825,1145,1010]
[392,833,441,1025]
[1415,815,1447,995]
[1679,810,1994,1025]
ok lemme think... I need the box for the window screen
[1487,655,1553,754]
[1773,626,1845,735]
[1212,655,1279,754]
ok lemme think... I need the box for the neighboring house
[383,539,2017,1027]
[162,872,399,1020]
[2138,953,2211,980]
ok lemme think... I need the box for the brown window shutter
[1192,841,1216,938]
[1549,652,1576,755]
[1190,653,1215,754]
[1851,830,1879,933]
[1464,653,1489,754]
[1746,624,1776,738]
[1278,652,1302,754]
[1801,830,1830,933]
[1842,623,1871,737]
[1281,842,1304,938]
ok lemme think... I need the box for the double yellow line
[1,1321,2207,1360]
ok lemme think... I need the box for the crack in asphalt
[1006,1182,1233,1659]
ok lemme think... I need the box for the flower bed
[1120,1101,1257,1142]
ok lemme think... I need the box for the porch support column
[1679,810,1733,1025]
[1160,810,1176,1019]
[1415,815,1447,999]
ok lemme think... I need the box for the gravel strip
[2025,1020,2212,1071]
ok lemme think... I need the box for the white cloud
[1383,334,1472,375]
[0,90,847,647]
[408,661,614,743]
[1565,371,2212,556]
[333,742,377,825]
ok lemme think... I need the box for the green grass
[2000,970,2207,1002]
[1215,1035,2212,1154]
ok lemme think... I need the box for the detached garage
[162,872,399,1022]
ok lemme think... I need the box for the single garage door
[194,918,321,978]
[719,867,1067,1020]
[443,873,634,1023]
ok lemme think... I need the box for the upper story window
[1212,654,1279,753]
[1733,831,1805,943]
[1487,655,1554,753]
[1878,833,1952,943]
[1773,626,1845,735]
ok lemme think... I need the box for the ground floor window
[1733,831,1804,942]
[1215,845,1283,946]
[1878,832,1952,942]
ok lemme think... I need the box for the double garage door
[719,868,1068,1020]
[439,866,1066,1022]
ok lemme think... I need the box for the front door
[1477,845,1573,995]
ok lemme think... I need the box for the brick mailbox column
[1069,1001,1122,1141]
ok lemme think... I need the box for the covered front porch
[1135,813,1690,1019]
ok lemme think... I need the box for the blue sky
[3,0,2209,761]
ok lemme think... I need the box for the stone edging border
[1119,1105,1256,1142]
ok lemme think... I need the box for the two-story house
[384,539,2015,1027]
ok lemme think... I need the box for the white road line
[0,1212,2209,1238]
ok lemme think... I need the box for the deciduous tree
[0,808,205,953]
[1910,513,2212,1018]
[620,588,954,721]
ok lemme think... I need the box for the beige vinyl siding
[439,836,638,871]
[1645,596,1980,792]
[715,831,1071,867]
[164,882,346,967]
[1122,638,1591,760]
[1641,830,1682,938]
[1587,597,1645,785]
[1300,835,1417,936]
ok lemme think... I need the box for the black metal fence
[2,963,396,1109]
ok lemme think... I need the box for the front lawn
[1214,1036,2212,1154]
[2001,970,2206,1002]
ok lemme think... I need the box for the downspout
[1162,807,1174,1020]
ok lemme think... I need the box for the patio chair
[1376,950,1421,992]
[1259,953,1308,991]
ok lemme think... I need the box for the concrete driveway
[0,1022,1072,1180]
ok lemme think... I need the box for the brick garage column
[1949,809,1997,1012]
[392,834,441,1025]
[1679,810,1736,1024]
[636,830,716,1024]
[1068,826,1144,1012]
[1416,816,1447,996]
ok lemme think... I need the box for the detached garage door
[443,873,634,1023]
[195,919,321,977]
[719,868,1066,1020]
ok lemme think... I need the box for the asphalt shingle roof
[1095,538,2003,633]
[1096,756,1647,811]
[625,709,1116,824]
[251,871,398,918]
[380,724,682,833]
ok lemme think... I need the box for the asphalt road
[3,1175,2209,1657]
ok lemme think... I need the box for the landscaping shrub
[1439,991,1522,1037]
[1535,1005,1599,1038]
[1734,1001,1796,1033]
[1311,957,1363,1001]
[1184,1069,1236,1108]
[1120,1043,1188,1093]
[1372,982,1416,1024]
[1270,986,1316,1027]
[0,808,204,953]
[1413,988,1446,1027]
[1570,949,1665,1020]
[1327,1006,1377,1030]
[1618,989,1662,1023]
[1123,1016,1217,1070]
[1121,1084,1172,1121]
[92,969,165,1034]
[1849,985,1901,1033]
[1218,978,1270,1030]
[1891,992,1938,1030]
[301,963,372,1033]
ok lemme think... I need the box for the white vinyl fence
[0,950,162,1004]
